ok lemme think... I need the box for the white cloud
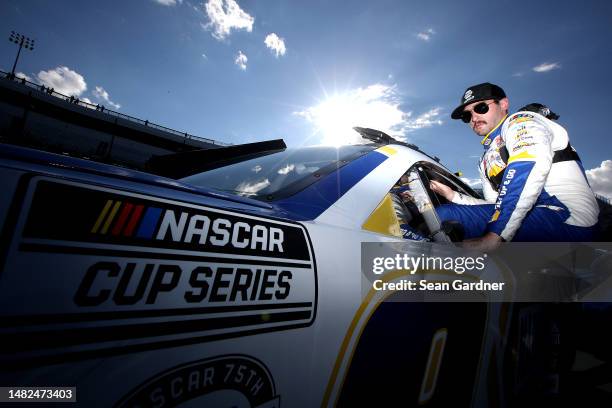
[15,72,32,82]
[278,164,295,175]
[152,0,182,5]
[92,86,110,101]
[512,72,524,77]
[236,179,270,196]
[417,28,436,41]
[93,86,121,109]
[403,107,443,131]
[37,66,87,97]
[80,97,99,110]
[532,62,561,73]
[293,84,443,145]
[586,160,612,201]
[204,0,254,40]
[264,33,286,57]
[460,177,482,189]
[234,50,248,70]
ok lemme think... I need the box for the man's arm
[429,180,487,204]
[431,161,496,205]
[451,191,490,205]
[485,113,554,241]
[451,163,497,205]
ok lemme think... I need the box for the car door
[324,157,508,407]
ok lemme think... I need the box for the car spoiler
[146,139,287,179]
[353,127,441,163]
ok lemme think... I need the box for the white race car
[0,128,608,407]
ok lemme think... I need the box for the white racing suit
[437,111,599,241]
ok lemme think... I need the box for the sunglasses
[461,100,497,123]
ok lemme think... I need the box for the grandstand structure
[0,70,227,171]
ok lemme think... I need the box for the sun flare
[302,85,406,146]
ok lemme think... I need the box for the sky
[1,0,612,199]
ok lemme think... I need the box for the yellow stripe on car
[376,146,397,156]
[362,193,402,237]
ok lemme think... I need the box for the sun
[312,94,361,146]
[303,86,405,146]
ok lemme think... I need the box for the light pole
[8,31,35,78]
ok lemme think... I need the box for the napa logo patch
[509,113,534,124]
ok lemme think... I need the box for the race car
[0,128,609,407]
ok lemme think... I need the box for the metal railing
[596,194,611,206]
[1,70,229,146]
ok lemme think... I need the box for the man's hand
[462,232,502,252]
[399,190,414,202]
[430,180,456,201]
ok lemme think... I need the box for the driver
[432,82,599,250]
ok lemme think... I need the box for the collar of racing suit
[480,114,508,148]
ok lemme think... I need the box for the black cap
[451,82,506,119]
[517,102,559,120]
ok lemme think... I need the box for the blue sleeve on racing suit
[485,113,554,240]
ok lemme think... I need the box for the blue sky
[2,0,612,197]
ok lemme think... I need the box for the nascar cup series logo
[1,178,317,367]
[90,198,286,255]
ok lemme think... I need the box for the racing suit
[437,111,599,241]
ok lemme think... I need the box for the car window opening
[370,161,482,243]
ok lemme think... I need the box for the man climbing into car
[431,82,599,251]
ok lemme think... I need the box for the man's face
[463,98,508,136]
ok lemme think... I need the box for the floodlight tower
[8,31,35,77]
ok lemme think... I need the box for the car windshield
[181,145,376,200]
